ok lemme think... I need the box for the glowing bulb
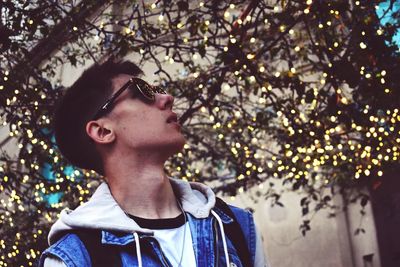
[360,42,367,49]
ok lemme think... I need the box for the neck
[104,150,181,219]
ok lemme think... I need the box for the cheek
[113,101,148,123]
[117,110,157,136]
[111,102,163,139]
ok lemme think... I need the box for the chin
[169,138,186,154]
[163,135,185,154]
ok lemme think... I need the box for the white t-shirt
[130,212,196,267]
[150,221,196,266]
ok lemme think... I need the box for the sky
[377,1,400,47]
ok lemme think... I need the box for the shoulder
[50,232,89,254]
[214,199,256,239]
[228,204,254,218]
[39,233,91,267]
[225,204,269,267]
[214,199,259,262]
[215,198,255,228]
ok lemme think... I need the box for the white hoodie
[44,178,268,267]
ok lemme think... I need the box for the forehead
[110,74,134,93]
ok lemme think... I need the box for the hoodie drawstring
[133,232,143,267]
[211,210,230,267]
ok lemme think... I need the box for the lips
[166,113,178,123]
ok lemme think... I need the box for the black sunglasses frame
[92,77,166,120]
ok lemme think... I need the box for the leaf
[304,89,314,103]
[302,207,309,216]
[315,203,323,211]
[300,197,308,206]
[198,44,206,57]
[354,228,366,235]
[200,23,208,34]
[323,196,331,202]
[177,1,189,11]
[300,220,311,236]
[360,195,369,207]
[67,55,77,66]
[147,25,161,35]
[293,78,305,97]
[292,180,301,190]
[187,15,199,36]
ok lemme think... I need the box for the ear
[86,120,115,145]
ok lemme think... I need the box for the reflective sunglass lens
[143,84,155,98]
[131,79,167,101]
[136,82,154,100]
[153,86,167,94]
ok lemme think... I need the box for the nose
[157,93,174,110]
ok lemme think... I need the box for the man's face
[104,74,186,155]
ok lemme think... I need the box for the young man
[39,59,268,267]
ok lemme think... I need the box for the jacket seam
[43,246,77,267]
[247,211,257,265]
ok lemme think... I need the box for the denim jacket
[39,178,267,267]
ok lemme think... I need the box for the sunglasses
[92,77,167,120]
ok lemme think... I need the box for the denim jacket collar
[99,205,235,247]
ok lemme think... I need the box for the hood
[47,178,216,245]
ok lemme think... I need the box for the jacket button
[230,263,237,267]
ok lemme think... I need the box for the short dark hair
[54,59,143,175]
